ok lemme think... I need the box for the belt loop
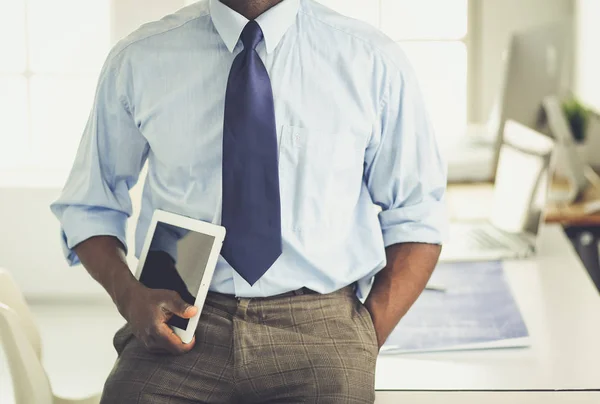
[236,298,251,319]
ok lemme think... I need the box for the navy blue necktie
[221,21,282,286]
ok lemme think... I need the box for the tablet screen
[139,221,216,330]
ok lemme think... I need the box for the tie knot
[241,21,264,50]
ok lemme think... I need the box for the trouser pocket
[112,323,135,356]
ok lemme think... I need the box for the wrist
[111,269,141,317]
[363,299,388,348]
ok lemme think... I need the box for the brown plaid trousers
[100,285,378,403]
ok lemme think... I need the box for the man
[51,0,446,402]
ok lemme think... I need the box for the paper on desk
[381,261,530,354]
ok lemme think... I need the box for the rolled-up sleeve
[50,47,149,265]
[364,53,448,247]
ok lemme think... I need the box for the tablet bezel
[134,209,226,344]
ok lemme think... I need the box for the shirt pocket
[279,125,365,232]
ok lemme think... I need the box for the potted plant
[562,98,591,163]
[562,98,591,144]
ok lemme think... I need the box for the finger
[155,323,196,354]
[180,336,196,352]
[184,335,196,350]
[138,335,171,355]
[180,305,198,319]
[161,291,198,319]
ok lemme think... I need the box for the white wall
[575,0,600,112]
[111,0,186,42]
[574,0,600,167]
[1,190,101,300]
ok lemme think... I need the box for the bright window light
[316,0,380,27]
[400,42,468,147]
[381,0,468,40]
[0,0,110,180]
[30,75,97,168]
[0,0,27,73]
[27,0,110,73]
[318,0,470,148]
[0,77,29,168]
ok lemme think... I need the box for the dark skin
[74,0,442,354]
[221,0,284,20]
[74,236,198,355]
[364,243,441,349]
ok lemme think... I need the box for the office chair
[0,268,100,404]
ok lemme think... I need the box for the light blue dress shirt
[51,0,447,298]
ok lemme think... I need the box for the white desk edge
[374,225,600,394]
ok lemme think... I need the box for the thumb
[163,292,198,318]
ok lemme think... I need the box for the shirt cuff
[378,200,447,247]
[58,206,129,265]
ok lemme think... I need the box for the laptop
[440,120,555,262]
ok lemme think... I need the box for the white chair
[0,268,100,404]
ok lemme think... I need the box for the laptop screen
[490,120,554,238]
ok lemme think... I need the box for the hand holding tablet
[119,280,199,354]
[130,210,226,349]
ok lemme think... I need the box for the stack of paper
[381,261,530,354]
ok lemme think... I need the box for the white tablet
[134,209,226,344]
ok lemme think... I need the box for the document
[381,261,530,354]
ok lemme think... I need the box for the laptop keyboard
[451,226,512,251]
[469,228,510,249]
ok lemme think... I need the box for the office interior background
[1,0,600,403]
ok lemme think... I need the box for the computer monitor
[490,21,571,179]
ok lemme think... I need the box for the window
[1,0,469,186]
[318,0,470,149]
[0,0,111,185]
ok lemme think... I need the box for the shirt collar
[210,0,300,54]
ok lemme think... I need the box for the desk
[445,181,600,226]
[546,179,600,226]
[376,391,599,403]
[446,180,600,291]
[374,226,600,402]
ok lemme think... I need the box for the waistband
[208,284,356,301]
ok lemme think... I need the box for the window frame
[382,0,476,123]
[0,0,110,186]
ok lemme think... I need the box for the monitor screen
[138,221,216,329]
